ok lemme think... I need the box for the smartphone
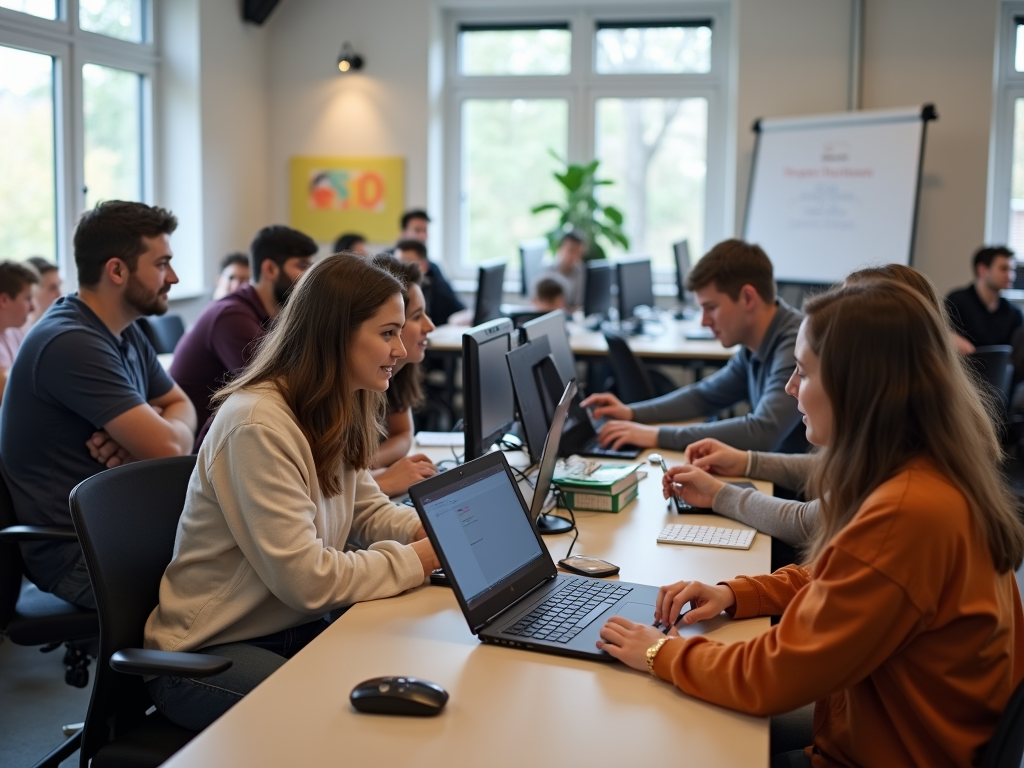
[659,456,685,513]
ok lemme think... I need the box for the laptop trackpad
[611,601,658,625]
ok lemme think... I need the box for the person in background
[144,254,439,731]
[171,225,316,427]
[945,245,1022,355]
[24,256,61,327]
[1,201,197,609]
[532,276,567,313]
[599,279,1024,767]
[395,237,467,326]
[542,231,586,311]
[0,261,38,403]
[370,255,438,496]
[334,232,368,257]
[399,209,430,243]
[212,252,251,301]
[582,239,805,454]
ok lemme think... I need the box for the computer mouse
[350,676,449,717]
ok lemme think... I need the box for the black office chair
[136,315,186,355]
[602,331,676,404]
[0,469,98,766]
[969,345,1014,414]
[61,456,231,768]
[979,677,1024,768]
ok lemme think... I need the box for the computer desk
[159,447,774,768]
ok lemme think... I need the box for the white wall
[193,0,1001,299]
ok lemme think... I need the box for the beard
[273,270,296,306]
[124,272,169,316]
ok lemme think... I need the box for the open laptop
[524,379,576,534]
[410,450,663,661]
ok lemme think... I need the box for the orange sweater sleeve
[727,564,812,618]
[653,547,924,716]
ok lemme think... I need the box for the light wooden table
[160,447,774,768]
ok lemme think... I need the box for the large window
[988,4,1024,253]
[443,8,730,279]
[0,0,155,280]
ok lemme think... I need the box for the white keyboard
[657,524,756,550]
[414,431,464,447]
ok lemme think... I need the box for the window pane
[459,28,571,75]
[1017,25,1024,72]
[595,97,707,268]
[1009,98,1024,253]
[0,46,56,260]
[0,0,56,19]
[83,63,142,208]
[461,99,568,266]
[595,25,711,74]
[79,0,145,43]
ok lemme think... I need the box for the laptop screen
[419,461,547,607]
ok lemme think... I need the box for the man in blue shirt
[1,201,197,609]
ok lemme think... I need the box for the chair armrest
[0,525,78,542]
[110,648,232,678]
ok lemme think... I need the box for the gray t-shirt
[0,295,174,590]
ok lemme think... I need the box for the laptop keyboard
[579,437,640,459]
[501,577,633,644]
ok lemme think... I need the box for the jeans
[51,551,96,610]
[146,616,334,731]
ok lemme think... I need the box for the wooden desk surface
[427,319,737,361]
[161,448,772,768]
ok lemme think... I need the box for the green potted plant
[531,152,629,260]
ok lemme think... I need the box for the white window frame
[439,4,732,283]
[0,0,158,288]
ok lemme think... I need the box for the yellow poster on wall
[289,155,404,244]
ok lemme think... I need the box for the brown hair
[534,276,565,304]
[845,263,942,312]
[214,254,404,497]
[802,281,1024,572]
[371,254,425,413]
[0,260,39,299]
[74,201,178,286]
[686,239,775,303]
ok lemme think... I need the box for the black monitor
[583,260,613,318]
[462,318,517,461]
[519,240,547,298]
[673,240,691,304]
[521,310,576,389]
[506,335,562,465]
[616,257,654,322]
[472,261,506,326]
[525,378,576,535]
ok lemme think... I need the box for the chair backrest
[979,677,1024,768]
[70,455,197,763]
[136,314,186,355]
[603,331,655,404]
[0,469,23,630]
[969,345,1014,406]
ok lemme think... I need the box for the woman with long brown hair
[144,254,440,731]
[598,280,1024,766]
[369,254,438,496]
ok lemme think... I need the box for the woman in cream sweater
[144,254,440,731]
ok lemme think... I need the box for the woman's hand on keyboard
[596,420,658,449]
[375,454,437,497]
[683,439,748,476]
[656,580,736,628]
[597,618,674,672]
[663,464,725,508]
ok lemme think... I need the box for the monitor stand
[535,513,574,535]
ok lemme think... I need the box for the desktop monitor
[519,239,548,298]
[506,336,563,465]
[521,310,576,389]
[473,261,507,326]
[462,318,517,461]
[583,260,613,319]
[673,240,691,304]
[616,257,654,322]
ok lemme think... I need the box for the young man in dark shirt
[945,246,1023,354]
[0,201,197,608]
[170,225,316,425]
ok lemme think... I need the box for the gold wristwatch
[646,637,669,674]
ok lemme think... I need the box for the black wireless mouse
[350,676,449,716]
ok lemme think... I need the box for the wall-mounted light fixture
[337,41,364,73]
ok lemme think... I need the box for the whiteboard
[744,106,933,284]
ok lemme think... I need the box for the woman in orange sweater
[597,279,1024,767]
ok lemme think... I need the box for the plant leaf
[531,203,563,214]
[602,206,624,225]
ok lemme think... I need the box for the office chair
[136,315,186,355]
[979,678,1024,768]
[59,456,231,768]
[602,331,676,404]
[969,346,1014,408]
